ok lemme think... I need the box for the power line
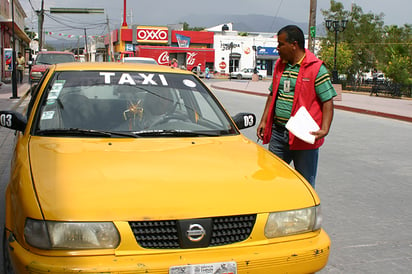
[270,0,284,32]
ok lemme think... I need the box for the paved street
[208,84,412,273]
[1,78,412,272]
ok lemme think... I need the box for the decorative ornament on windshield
[123,99,144,130]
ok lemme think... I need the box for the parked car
[29,51,76,84]
[1,62,330,274]
[364,72,387,84]
[122,56,158,64]
[230,68,267,80]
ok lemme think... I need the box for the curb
[10,87,31,111]
[333,105,412,123]
[210,84,412,123]
[210,84,268,97]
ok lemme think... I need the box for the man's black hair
[278,25,305,49]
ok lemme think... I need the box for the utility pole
[308,0,317,53]
[84,28,88,61]
[38,0,45,50]
[11,0,18,99]
[106,14,114,61]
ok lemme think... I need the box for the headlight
[264,205,322,238]
[24,219,120,249]
[31,71,43,77]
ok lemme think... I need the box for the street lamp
[325,19,348,83]
[229,42,234,81]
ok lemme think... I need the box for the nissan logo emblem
[186,224,206,242]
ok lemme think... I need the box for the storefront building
[207,23,279,76]
[0,0,30,82]
[105,23,316,78]
[105,25,215,72]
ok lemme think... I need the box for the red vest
[263,49,325,150]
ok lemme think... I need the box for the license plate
[169,261,237,274]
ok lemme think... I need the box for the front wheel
[3,229,15,274]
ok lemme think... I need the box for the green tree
[380,25,412,85]
[180,22,205,31]
[24,27,36,40]
[321,1,385,80]
[319,42,353,75]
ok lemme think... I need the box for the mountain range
[179,13,310,33]
[46,14,325,50]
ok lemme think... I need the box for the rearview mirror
[0,110,27,132]
[231,112,256,130]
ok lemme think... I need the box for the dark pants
[268,126,319,188]
[17,69,24,83]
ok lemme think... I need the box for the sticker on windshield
[48,80,66,100]
[183,79,196,88]
[41,111,55,120]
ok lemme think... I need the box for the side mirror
[0,111,27,132]
[232,112,256,130]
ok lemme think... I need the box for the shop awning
[1,20,31,44]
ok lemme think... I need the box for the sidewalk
[0,82,31,179]
[0,82,31,110]
[210,80,412,123]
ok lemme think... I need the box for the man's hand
[310,128,329,140]
[256,121,266,140]
[311,99,334,140]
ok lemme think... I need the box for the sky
[21,0,411,42]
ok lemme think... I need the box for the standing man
[17,52,25,84]
[196,63,201,77]
[257,25,337,188]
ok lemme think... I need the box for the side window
[26,68,51,118]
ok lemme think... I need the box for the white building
[207,23,278,76]
[207,23,316,77]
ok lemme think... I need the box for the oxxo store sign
[134,26,169,44]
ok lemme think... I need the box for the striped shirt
[269,63,336,126]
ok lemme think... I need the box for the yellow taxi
[1,62,330,273]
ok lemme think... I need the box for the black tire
[3,229,14,274]
[236,74,242,80]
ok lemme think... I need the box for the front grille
[129,220,180,249]
[129,214,256,249]
[210,215,256,246]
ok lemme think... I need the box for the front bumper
[6,229,330,273]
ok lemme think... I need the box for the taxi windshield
[33,71,237,137]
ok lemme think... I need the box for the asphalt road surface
[1,85,411,273]
[211,87,412,273]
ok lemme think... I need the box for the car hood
[29,135,316,221]
[31,64,49,72]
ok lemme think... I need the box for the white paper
[285,106,320,144]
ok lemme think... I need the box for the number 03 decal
[0,113,12,127]
[243,115,254,127]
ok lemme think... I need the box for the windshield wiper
[36,128,139,138]
[132,129,221,137]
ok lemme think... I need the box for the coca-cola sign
[186,52,198,66]
[157,51,169,65]
[136,26,169,44]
